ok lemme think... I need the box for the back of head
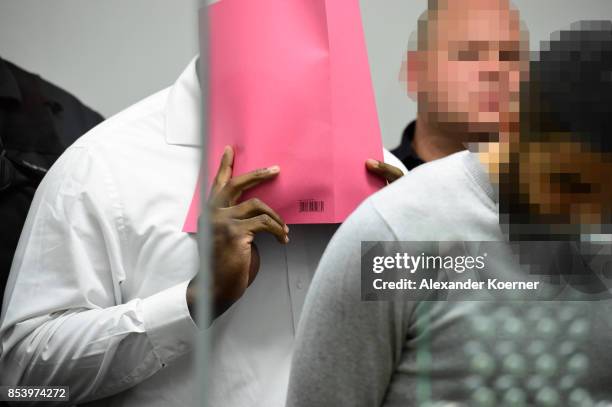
[523,21,612,152]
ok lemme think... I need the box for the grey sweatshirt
[286,151,612,407]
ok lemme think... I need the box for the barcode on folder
[298,200,325,213]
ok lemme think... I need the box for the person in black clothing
[0,57,104,303]
[391,121,424,171]
[392,0,528,171]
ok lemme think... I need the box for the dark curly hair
[522,20,612,151]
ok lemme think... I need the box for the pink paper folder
[183,0,384,233]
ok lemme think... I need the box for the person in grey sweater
[286,21,612,407]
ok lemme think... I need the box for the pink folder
[184,0,384,233]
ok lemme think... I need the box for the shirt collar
[165,56,202,146]
[0,57,23,103]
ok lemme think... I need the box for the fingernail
[268,165,280,174]
[284,236,290,243]
[284,225,290,233]
[224,145,232,154]
[366,159,379,167]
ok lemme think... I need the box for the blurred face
[517,138,612,226]
[417,1,526,135]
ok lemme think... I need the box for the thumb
[248,242,260,286]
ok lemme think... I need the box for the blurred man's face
[517,139,612,226]
[417,1,526,135]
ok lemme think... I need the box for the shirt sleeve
[285,199,412,407]
[0,145,197,405]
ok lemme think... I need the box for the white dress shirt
[0,58,407,407]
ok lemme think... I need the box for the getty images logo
[372,252,488,274]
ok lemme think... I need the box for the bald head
[418,0,522,51]
[408,0,528,135]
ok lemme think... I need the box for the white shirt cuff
[141,280,198,366]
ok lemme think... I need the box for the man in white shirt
[0,56,406,406]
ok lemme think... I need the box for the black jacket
[0,57,104,303]
[391,121,424,171]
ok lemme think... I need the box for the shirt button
[296,280,303,290]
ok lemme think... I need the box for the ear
[405,50,421,101]
[399,58,408,85]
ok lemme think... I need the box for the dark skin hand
[365,158,404,184]
[187,148,404,324]
[187,146,289,322]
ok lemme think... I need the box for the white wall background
[1,1,611,148]
[0,0,199,119]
